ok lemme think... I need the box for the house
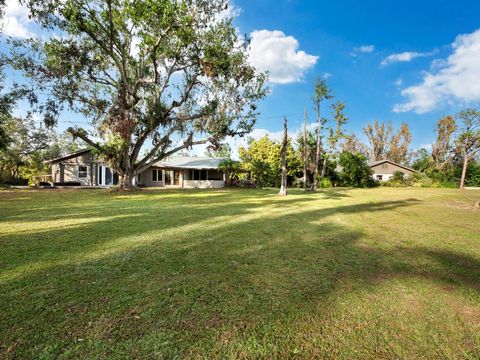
[369,160,418,181]
[48,149,227,188]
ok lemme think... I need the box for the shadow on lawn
[1,190,479,357]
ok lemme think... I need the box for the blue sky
[230,0,480,150]
[2,0,480,156]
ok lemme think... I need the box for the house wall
[52,153,97,185]
[138,167,225,188]
[183,180,225,189]
[371,162,414,181]
[138,167,166,187]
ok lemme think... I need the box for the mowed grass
[0,187,480,359]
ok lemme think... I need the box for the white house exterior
[369,160,417,181]
[48,150,226,188]
[136,156,227,188]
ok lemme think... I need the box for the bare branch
[136,138,208,174]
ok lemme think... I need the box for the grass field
[0,187,479,359]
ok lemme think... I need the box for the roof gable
[369,159,418,173]
[46,149,91,164]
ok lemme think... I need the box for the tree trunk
[278,116,288,196]
[321,155,328,178]
[313,105,321,191]
[303,107,307,192]
[118,171,134,190]
[460,152,468,189]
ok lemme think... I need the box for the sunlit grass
[0,187,479,358]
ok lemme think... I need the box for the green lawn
[1,187,480,359]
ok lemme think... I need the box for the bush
[338,152,376,188]
[318,177,333,188]
[380,172,443,188]
[382,171,410,187]
[391,171,405,182]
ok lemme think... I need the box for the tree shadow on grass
[1,192,479,358]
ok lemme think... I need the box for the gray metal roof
[152,156,227,169]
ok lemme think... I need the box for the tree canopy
[10,0,267,188]
[238,135,301,188]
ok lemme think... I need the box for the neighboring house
[369,160,418,181]
[48,149,227,188]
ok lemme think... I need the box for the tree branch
[67,127,103,152]
[136,138,209,174]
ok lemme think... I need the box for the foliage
[218,158,241,186]
[317,176,333,188]
[205,143,232,158]
[411,148,432,172]
[0,117,54,184]
[432,116,457,169]
[328,102,348,152]
[391,171,405,182]
[338,151,375,188]
[0,117,82,185]
[239,135,301,188]
[296,129,317,186]
[312,77,333,189]
[386,123,412,164]
[340,134,369,157]
[10,0,267,187]
[363,120,412,163]
[363,120,392,161]
[455,108,480,187]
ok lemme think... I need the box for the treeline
[0,117,82,185]
[220,79,480,189]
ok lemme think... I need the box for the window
[105,167,112,184]
[78,165,88,178]
[193,170,200,180]
[376,175,383,181]
[152,169,162,182]
[165,170,171,184]
[208,170,223,180]
[191,169,209,180]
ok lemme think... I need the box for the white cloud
[394,29,480,113]
[322,72,332,79]
[381,51,435,66]
[222,0,242,19]
[1,0,33,38]
[356,45,375,53]
[183,128,284,160]
[418,143,433,151]
[395,78,403,87]
[350,45,375,56]
[248,30,318,84]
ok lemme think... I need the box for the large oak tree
[10,0,267,188]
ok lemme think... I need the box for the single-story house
[48,149,227,188]
[369,160,418,181]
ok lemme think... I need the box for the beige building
[369,160,417,181]
[48,150,226,188]
[136,156,226,188]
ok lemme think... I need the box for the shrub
[391,171,405,182]
[318,177,333,188]
[338,152,376,188]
